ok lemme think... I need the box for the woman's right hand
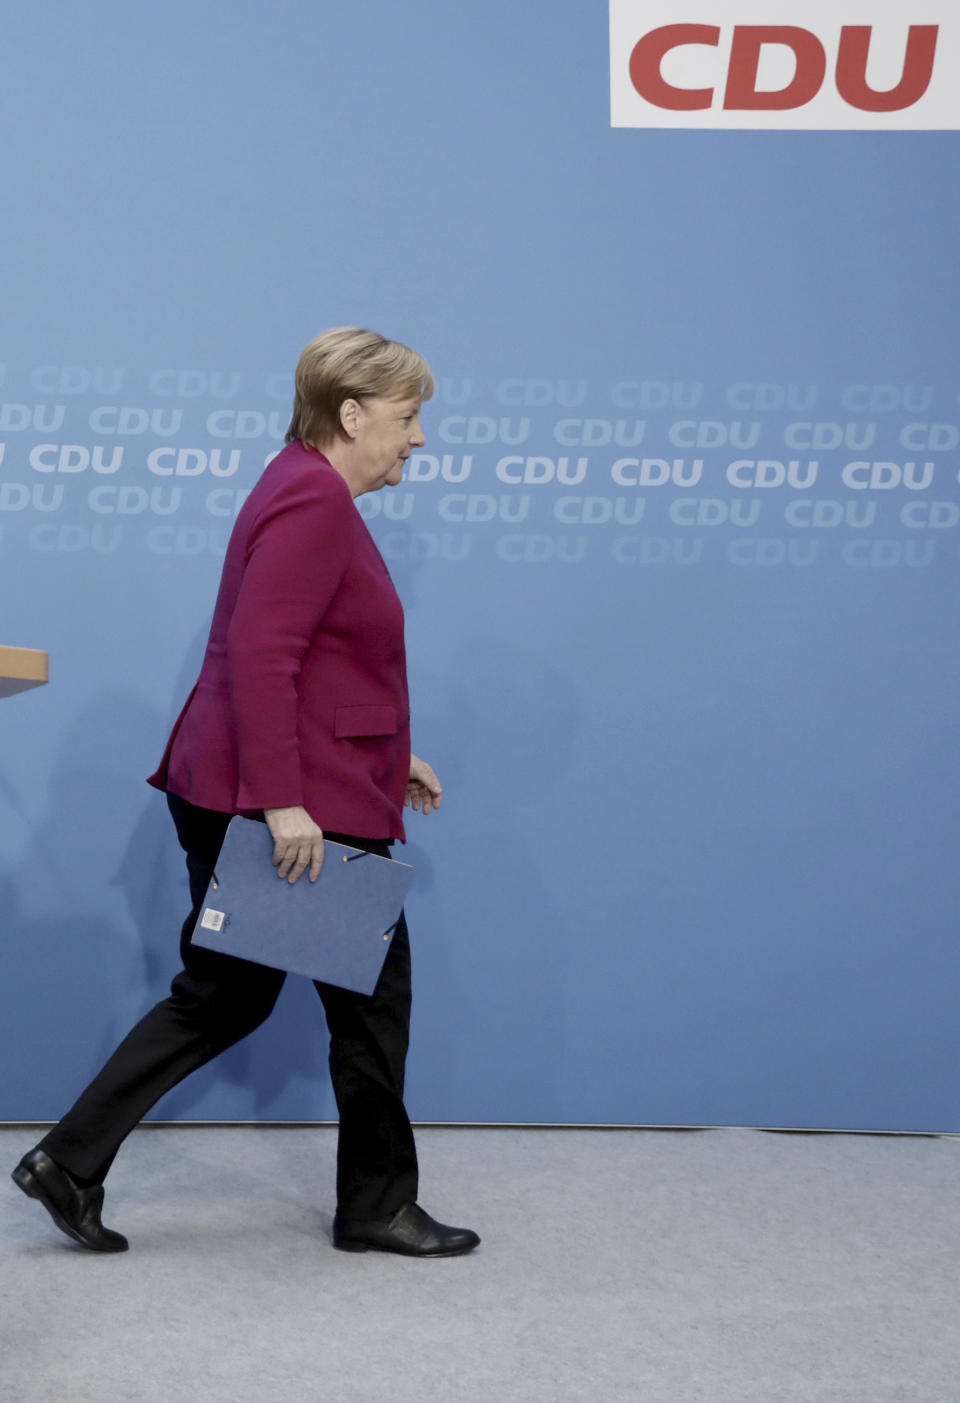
[263,805,325,883]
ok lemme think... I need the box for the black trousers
[39,794,418,1220]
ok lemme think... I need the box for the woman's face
[351,392,425,492]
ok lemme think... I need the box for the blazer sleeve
[226,468,354,810]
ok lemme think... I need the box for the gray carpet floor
[2,1125,958,1402]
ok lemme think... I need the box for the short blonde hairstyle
[286,327,435,447]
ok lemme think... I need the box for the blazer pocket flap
[334,704,399,738]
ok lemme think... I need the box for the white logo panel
[610,1,960,128]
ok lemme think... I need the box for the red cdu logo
[609,3,960,128]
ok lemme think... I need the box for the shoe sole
[333,1237,479,1257]
[11,1166,128,1253]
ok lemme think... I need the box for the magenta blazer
[148,442,411,840]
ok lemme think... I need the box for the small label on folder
[201,908,226,932]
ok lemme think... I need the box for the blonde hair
[286,327,435,447]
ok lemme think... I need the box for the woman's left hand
[406,754,442,814]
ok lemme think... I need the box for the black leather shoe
[333,1202,480,1257]
[11,1149,128,1253]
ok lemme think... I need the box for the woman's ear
[339,398,361,439]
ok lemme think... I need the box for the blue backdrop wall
[2,2,958,1130]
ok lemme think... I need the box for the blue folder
[191,817,413,995]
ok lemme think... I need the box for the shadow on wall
[5,624,338,1125]
[2,685,178,1119]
